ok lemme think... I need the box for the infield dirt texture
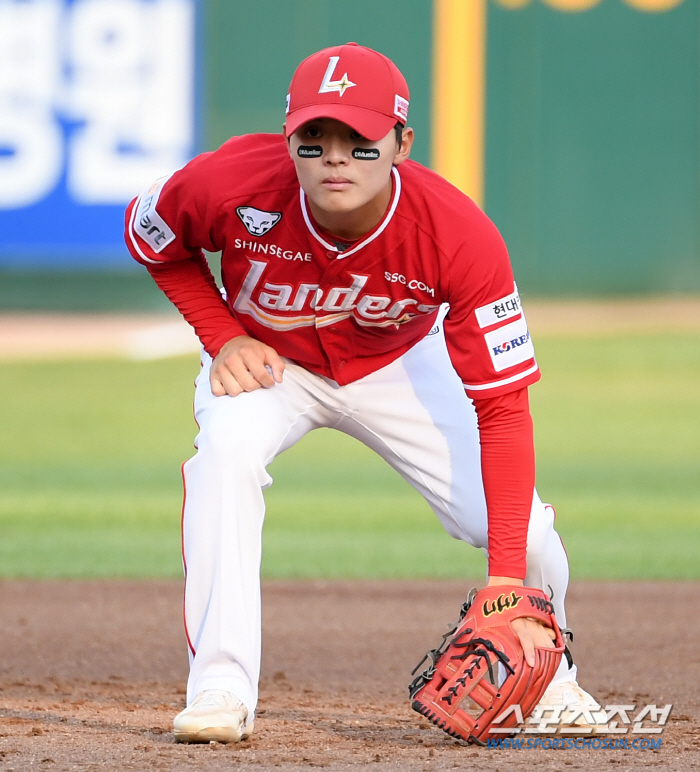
[0,579,698,771]
[1,299,699,771]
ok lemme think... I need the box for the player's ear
[392,127,414,166]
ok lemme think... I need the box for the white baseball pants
[181,321,575,717]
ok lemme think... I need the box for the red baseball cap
[285,42,410,142]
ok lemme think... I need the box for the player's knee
[197,405,268,465]
[437,488,488,548]
[436,503,488,547]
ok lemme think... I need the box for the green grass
[0,331,698,579]
[529,334,700,578]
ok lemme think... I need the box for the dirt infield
[0,580,697,771]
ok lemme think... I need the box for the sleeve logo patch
[236,206,282,237]
[475,285,522,328]
[485,316,535,372]
[134,176,176,253]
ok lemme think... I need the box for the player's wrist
[486,576,525,587]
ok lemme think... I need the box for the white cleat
[535,681,609,735]
[173,689,255,743]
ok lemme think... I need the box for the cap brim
[285,105,398,143]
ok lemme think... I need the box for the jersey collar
[299,166,402,259]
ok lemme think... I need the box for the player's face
[287,118,413,239]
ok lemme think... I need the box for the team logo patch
[484,316,535,372]
[236,206,282,237]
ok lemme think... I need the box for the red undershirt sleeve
[473,386,535,580]
[143,254,247,359]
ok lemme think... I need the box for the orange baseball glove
[409,585,565,744]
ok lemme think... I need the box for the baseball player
[124,42,605,743]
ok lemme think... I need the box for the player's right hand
[210,335,285,397]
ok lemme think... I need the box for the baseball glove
[409,585,565,745]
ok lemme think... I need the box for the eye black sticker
[297,145,323,158]
[352,148,380,160]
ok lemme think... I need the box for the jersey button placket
[315,256,353,379]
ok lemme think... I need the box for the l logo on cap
[318,56,356,97]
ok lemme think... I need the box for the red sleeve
[124,192,246,359]
[143,254,247,358]
[440,205,540,399]
[473,386,535,579]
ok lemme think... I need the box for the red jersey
[125,133,539,399]
[124,133,541,579]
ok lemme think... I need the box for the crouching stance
[124,42,606,743]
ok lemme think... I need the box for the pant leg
[181,354,332,714]
[336,325,489,548]
[524,495,577,684]
[334,323,573,632]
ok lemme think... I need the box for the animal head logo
[236,206,282,237]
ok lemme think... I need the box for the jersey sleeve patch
[475,285,522,328]
[133,175,176,253]
[484,316,534,372]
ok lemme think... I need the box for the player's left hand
[487,576,557,667]
[210,335,285,397]
[510,616,557,667]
